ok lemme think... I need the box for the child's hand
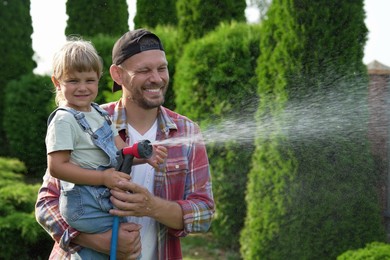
[102,168,131,189]
[147,145,167,169]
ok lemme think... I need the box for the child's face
[57,70,99,111]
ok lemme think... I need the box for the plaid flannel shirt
[35,99,215,259]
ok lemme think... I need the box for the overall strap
[47,107,71,126]
[47,106,98,139]
[91,102,112,125]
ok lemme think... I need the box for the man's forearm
[72,223,142,259]
[151,197,184,230]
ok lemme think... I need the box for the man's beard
[130,86,167,109]
[138,95,165,109]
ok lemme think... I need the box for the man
[35,28,215,259]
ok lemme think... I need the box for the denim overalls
[48,103,122,259]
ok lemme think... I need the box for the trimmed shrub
[0,1,36,155]
[240,1,385,259]
[65,0,128,38]
[134,0,178,28]
[337,242,390,259]
[176,0,246,45]
[3,74,54,176]
[0,157,52,259]
[174,22,261,249]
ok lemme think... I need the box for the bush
[3,74,54,176]
[174,22,261,250]
[0,157,52,259]
[337,242,390,259]
[240,1,385,259]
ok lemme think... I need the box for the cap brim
[112,81,122,92]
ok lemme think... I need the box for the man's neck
[124,99,158,135]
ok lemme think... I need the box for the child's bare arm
[115,135,127,150]
[48,150,130,188]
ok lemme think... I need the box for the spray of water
[152,118,258,147]
[152,86,383,148]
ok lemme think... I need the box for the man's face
[119,50,169,109]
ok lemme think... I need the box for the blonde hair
[52,36,103,105]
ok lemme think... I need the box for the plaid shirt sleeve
[158,108,215,237]
[175,129,215,235]
[35,170,81,255]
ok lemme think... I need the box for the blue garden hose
[110,216,120,259]
[109,140,152,259]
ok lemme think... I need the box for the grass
[181,233,241,260]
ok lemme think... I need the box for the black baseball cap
[112,29,164,92]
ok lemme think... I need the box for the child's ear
[51,76,60,89]
[110,65,122,86]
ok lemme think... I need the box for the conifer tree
[240,1,386,259]
[0,1,36,155]
[174,22,261,249]
[134,0,177,28]
[66,0,129,38]
[176,0,246,45]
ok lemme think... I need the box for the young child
[46,37,166,259]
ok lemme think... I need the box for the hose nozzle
[122,139,153,159]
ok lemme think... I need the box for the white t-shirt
[126,120,158,260]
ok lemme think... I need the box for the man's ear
[110,65,122,85]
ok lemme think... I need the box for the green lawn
[181,233,241,260]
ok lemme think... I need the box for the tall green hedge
[241,1,385,259]
[134,0,178,29]
[3,74,54,176]
[174,22,261,249]
[0,1,36,156]
[176,0,247,45]
[66,0,129,38]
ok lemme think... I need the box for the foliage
[89,34,121,104]
[151,25,180,110]
[174,22,261,250]
[176,0,247,46]
[337,242,390,259]
[66,0,129,38]
[174,22,260,122]
[134,0,178,29]
[0,157,52,259]
[3,74,54,176]
[0,0,36,156]
[182,233,241,259]
[241,0,385,259]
